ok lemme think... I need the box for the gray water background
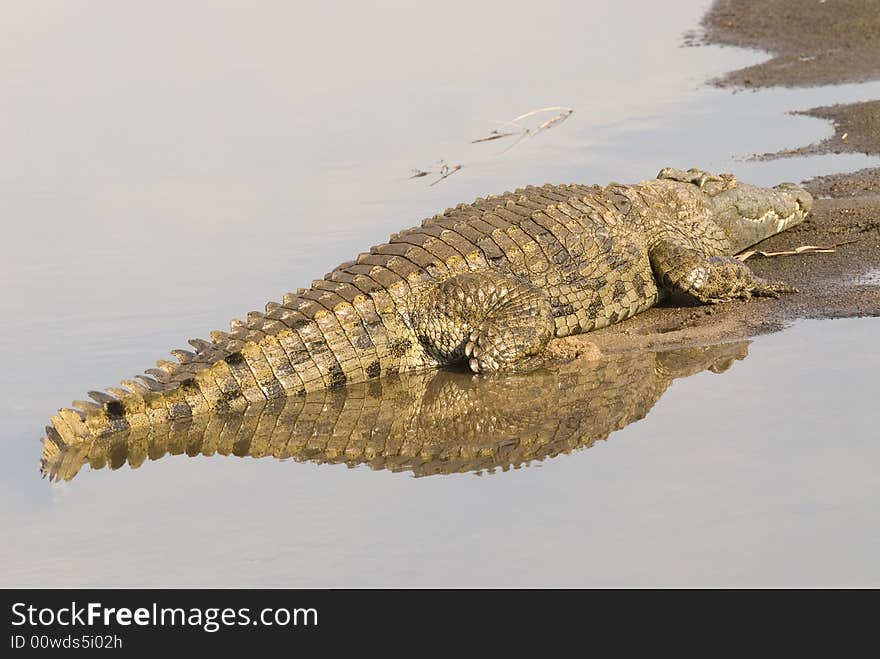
[1,0,878,586]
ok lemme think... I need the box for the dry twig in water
[411,105,573,184]
[471,129,519,144]
[472,106,574,153]
[526,107,575,135]
[429,161,462,186]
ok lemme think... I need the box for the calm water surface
[1,0,878,586]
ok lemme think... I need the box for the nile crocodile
[42,341,749,481]
[44,167,812,448]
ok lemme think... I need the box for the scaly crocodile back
[47,183,607,447]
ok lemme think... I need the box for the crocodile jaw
[712,182,813,254]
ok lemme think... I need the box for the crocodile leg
[649,238,796,303]
[408,272,555,373]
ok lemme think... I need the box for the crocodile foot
[409,272,555,373]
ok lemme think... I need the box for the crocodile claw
[752,279,798,298]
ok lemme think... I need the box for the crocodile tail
[41,285,405,454]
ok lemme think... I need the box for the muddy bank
[702,1,880,194]
[553,0,880,358]
[702,1,880,183]
[701,0,880,89]
[805,166,880,198]
[762,100,880,159]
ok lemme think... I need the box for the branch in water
[475,106,574,153]
[471,129,519,144]
[429,161,462,186]
[410,106,574,184]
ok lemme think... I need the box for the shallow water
[2,0,878,586]
[6,318,880,587]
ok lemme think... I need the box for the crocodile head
[709,179,813,253]
[658,167,813,254]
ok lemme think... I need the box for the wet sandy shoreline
[555,0,880,358]
[760,100,880,161]
[700,0,880,89]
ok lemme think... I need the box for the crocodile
[44,166,812,449]
[42,341,749,481]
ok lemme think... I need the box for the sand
[701,0,880,89]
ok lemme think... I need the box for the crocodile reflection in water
[42,341,748,482]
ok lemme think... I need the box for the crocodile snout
[775,182,813,215]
